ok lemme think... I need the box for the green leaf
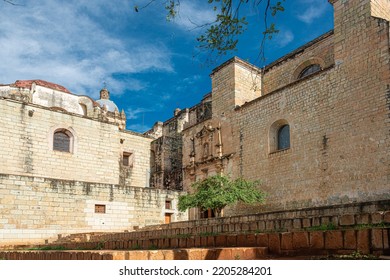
[177,175,266,216]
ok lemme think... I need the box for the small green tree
[178,174,266,217]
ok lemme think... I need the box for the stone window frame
[292,57,325,82]
[48,125,77,154]
[269,119,291,153]
[78,96,95,116]
[122,151,134,167]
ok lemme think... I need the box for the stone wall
[0,99,152,186]
[0,174,186,246]
[370,0,390,21]
[229,0,390,214]
[263,31,334,95]
[180,0,390,218]
[88,200,390,240]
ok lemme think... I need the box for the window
[269,119,291,153]
[165,200,172,209]
[298,64,321,79]
[122,152,133,167]
[53,129,73,152]
[277,125,290,150]
[80,104,87,116]
[95,204,106,213]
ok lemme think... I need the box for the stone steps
[0,247,269,260]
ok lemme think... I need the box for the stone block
[216,248,232,260]
[226,235,237,247]
[258,221,266,231]
[321,217,330,225]
[200,236,208,247]
[281,219,293,230]
[207,236,215,247]
[339,214,355,226]
[384,211,390,223]
[292,232,309,249]
[170,238,179,248]
[194,236,201,247]
[236,248,259,260]
[187,249,204,260]
[268,233,281,254]
[371,213,383,224]
[257,233,269,247]
[171,249,191,260]
[356,214,370,225]
[187,237,195,248]
[324,231,343,250]
[302,218,311,228]
[148,250,165,260]
[383,229,389,250]
[249,222,258,231]
[371,228,383,250]
[309,231,324,249]
[215,235,226,247]
[246,234,257,247]
[281,232,293,250]
[242,223,250,231]
[357,229,370,254]
[178,238,187,248]
[266,220,275,231]
[203,249,218,260]
[293,219,302,229]
[237,235,247,247]
[343,230,357,250]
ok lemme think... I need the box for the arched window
[298,64,321,79]
[53,129,73,152]
[277,125,290,150]
[269,119,291,153]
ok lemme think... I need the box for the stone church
[0,0,389,245]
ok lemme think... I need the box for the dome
[96,87,119,112]
[96,99,119,112]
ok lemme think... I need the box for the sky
[0,0,334,133]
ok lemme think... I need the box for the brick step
[0,247,268,260]
[53,232,106,244]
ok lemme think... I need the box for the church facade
[0,81,186,246]
[149,0,390,219]
[1,0,389,245]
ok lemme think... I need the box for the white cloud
[274,30,294,48]
[0,0,173,98]
[297,0,329,24]
[125,107,154,120]
[172,1,216,30]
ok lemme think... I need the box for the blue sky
[0,0,333,132]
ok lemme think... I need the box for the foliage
[28,246,66,251]
[306,223,337,231]
[134,0,285,59]
[178,174,266,216]
[324,251,379,260]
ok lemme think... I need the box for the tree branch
[2,0,24,6]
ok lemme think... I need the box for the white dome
[96,99,118,112]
